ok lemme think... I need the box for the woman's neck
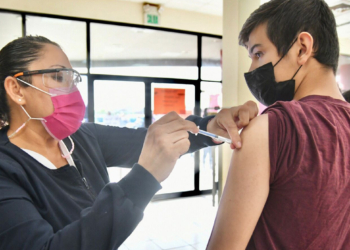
[8,120,69,168]
[8,119,58,151]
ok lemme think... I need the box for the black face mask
[244,40,302,106]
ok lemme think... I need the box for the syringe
[192,129,232,144]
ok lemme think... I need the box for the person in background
[207,0,350,249]
[0,36,258,250]
[343,89,350,103]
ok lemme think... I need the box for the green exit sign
[146,14,159,25]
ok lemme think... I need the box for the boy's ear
[297,32,314,66]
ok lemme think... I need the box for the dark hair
[239,0,339,74]
[343,90,350,103]
[0,36,60,128]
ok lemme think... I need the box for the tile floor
[119,195,219,250]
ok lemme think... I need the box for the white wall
[220,0,261,192]
[340,38,350,56]
[0,0,222,35]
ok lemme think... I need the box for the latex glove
[207,101,259,150]
[138,111,199,183]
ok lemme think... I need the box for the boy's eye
[255,52,262,58]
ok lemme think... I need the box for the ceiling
[120,0,350,38]
[119,0,350,18]
[118,0,223,16]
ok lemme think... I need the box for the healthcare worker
[0,36,258,250]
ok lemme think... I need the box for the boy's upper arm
[207,114,270,250]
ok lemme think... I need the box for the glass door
[94,80,145,128]
[199,81,222,190]
[151,83,195,194]
[93,79,145,182]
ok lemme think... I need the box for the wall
[0,0,222,35]
[340,38,350,56]
[220,0,260,193]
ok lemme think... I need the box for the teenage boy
[207,0,350,249]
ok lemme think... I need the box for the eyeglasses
[13,68,82,92]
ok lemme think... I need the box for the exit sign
[146,13,159,25]
[143,3,161,26]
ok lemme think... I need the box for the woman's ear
[4,77,26,106]
[297,32,314,66]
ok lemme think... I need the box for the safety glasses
[14,68,82,93]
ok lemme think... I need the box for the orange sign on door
[154,88,186,114]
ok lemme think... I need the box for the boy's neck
[293,63,344,101]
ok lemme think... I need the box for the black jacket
[0,115,215,250]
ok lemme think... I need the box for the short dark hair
[343,90,350,103]
[239,0,339,74]
[0,36,60,128]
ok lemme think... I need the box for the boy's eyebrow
[250,44,262,54]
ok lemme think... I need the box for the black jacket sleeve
[186,115,220,152]
[85,115,217,168]
[0,163,161,250]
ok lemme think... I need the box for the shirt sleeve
[263,104,298,185]
[0,163,161,250]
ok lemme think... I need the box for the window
[200,81,222,190]
[78,75,88,122]
[26,16,87,73]
[0,12,22,50]
[337,55,350,92]
[94,80,145,128]
[201,37,222,81]
[151,83,195,193]
[90,23,198,79]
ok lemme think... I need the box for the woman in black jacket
[0,36,257,250]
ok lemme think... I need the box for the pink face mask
[9,80,86,141]
[42,87,86,140]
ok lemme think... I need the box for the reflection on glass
[26,16,87,73]
[200,81,222,190]
[200,81,222,116]
[337,55,350,92]
[201,37,222,81]
[151,83,195,194]
[90,23,198,79]
[0,12,22,50]
[200,147,219,190]
[94,80,145,128]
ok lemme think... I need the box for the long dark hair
[0,36,60,128]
